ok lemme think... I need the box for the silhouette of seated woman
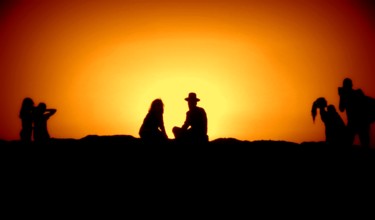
[338,78,374,148]
[312,97,347,146]
[33,102,56,144]
[173,92,208,144]
[19,97,35,143]
[139,99,168,144]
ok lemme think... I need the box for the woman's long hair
[149,99,164,114]
[19,97,34,118]
[311,97,327,123]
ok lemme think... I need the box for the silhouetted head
[343,78,353,90]
[21,97,34,109]
[315,97,327,108]
[311,97,327,123]
[185,92,200,102]
[19,97,34,117]
[185,92,200,109]
[149,99,164,114]
[35,102,47,115]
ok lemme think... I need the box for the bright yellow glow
[67,35,267,140]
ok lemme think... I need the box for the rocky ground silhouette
[2,134,374,198]
[2,134,373,216]
[2,135,374,165]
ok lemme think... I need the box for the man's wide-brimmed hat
[185,92,200,102]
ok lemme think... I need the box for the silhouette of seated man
[173,92,208,144]
[139,99,169,144]
[312,97,347,146]
[338,78,372,148]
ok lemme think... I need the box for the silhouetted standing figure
[312,97,347,146]
[19,97,35,143]
[33,102,56,144]
[139,99,168,144]
[338,78,371,148]
[173,92,208,144]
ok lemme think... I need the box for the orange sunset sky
[1,0,375,145]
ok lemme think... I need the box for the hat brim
[185,98,200,102]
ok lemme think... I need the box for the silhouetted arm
[181,112,190,131]
[319,108,328,123]
[204,113,207,134]
[339,93,346,112]
[44,109,56,118]
[159,118,168,138]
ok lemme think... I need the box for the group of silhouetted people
[19,81,373,148]
[19,97,56,144]
[312,78,375,148]
[139,92,208,145]
[19,92,207,145]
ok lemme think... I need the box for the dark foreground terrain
[2,135,374,166]
[1,135,374,209]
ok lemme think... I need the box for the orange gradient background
[1,0,375,146]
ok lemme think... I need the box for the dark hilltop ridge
[0,134,371,148]
[1,135,374,163]
[0,134,372,149]
[0,134,348,148]
[2,135,375,182]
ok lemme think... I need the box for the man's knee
[172,127,182,138]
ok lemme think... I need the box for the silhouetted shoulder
[197,106,206,112]
[355,89,365,96]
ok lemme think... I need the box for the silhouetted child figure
[173,92,208,144]
[19,97,35,143]
[33,102,56,144]
[338,78,372,148]
[139,99,168,144]
[312,97,347,146]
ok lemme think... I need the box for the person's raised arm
[45,108,56,117]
